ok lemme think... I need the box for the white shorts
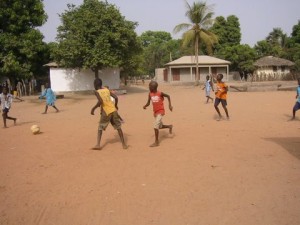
[154,114,163,129]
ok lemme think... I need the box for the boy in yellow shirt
[91,78,128,150]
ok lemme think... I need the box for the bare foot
[14,119,17,125]
[122,144,128,150]
[56,110,59,113]
[91,145,102,150]
[169,125,173,134]
[150,142,159,147]
[216,116,222,121]
[42,112,47,114]
[3,126,8,129]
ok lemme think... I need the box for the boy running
[39,83,59,114]
[0,87,17,128]
[202,75,214,103]
[292,78,300,120]
[143,81,173,147]
[214,74,229,121]
[91,78,128,150]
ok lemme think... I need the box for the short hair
[217,74,224,79]
[149,80,158,88]
[94,78,102,89]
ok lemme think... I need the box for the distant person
[0,87,17,128]
[292,78,300,120]
[91,78,128,150]
[39,83,59,114]
[202,75,214,103]
[214,74,229,121]
[143,80,173,147]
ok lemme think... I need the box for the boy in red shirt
[143,81,173,147]
[214,74,230,120]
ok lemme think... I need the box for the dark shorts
[2,108,9,113]
[98,111,121,131]
[214,98,227,107]
[293,102,300,111]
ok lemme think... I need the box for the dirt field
[1,83,300,225]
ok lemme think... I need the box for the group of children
[1,75,300,151]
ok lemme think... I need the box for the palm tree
[174,0,218,85]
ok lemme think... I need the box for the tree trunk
[194,35,200,86]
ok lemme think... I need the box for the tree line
[1,0,300,87]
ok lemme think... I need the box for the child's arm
[143,94,151,109]
[91,91,103,115]
[161,92,173,111]
[110,91,119,110]
[209,80,214,91]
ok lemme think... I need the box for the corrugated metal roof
[165,55,231,66]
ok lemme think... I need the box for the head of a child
[206,75,210,81]
[45,83,50,89]
[149,81,158,92]
[2,87,8,95]
[94,78,102,90]
[216,74,223,82]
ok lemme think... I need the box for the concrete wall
[155,68,165,82]
[50,68,120,92]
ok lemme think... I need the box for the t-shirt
[150,91,165,116]
[0,93,13,110]
[297,86,300,103]
[215,81,228,100]
[97,88,116,115]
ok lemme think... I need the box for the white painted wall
[49,68,120,92]
[155,68,165,82]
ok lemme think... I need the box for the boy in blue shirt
[292,78,300,120]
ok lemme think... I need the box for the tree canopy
[54,0,142,78]
[0,0,48,81]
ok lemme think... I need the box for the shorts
[293,102,300,111]
[98,111,121,131]
[214,98,227,107]
[2,108,9,113]
[154,114,163,129]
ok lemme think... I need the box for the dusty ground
[0,82,300,225]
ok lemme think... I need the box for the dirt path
[0,84,300,225]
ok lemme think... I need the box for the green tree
[139,31,182,76]
[55,0,142,78]
[174,0,217,85]
[217,44,256,73]
[0,0,48,81]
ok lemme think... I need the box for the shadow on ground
[265,137,300,160]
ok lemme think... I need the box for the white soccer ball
[31,125,40,135]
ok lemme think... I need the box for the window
[273,66,278,72]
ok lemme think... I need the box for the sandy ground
[0,82,300,225]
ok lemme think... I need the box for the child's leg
[42,105,48,114]
[221,100,229,118]
[52,105,59,112]
[117,128,128,149]
[160,124,173,134]
[150,128,159,147]
[292,102,300,119]
[92,130,103,150]
[214,99,222,118]
[2,111,7,128]
[206,96,209,103]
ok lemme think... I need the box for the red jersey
[150,91,165,116]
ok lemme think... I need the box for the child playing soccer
[292,78,300,120]
[0,87,17,128]
[91,78,128,150]
[214,74,229,121]
[202,75,214,103]
[143,80,173,147]
[39,83,59,114]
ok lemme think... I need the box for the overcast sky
[39,0,300,47]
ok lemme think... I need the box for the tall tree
[174,0,217,85]
[0,0,48,81]
[139,31,182,76]
[55,0,142,78]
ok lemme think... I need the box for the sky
[39,0,300,47]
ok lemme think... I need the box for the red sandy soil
[0,83,300,225]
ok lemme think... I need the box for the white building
[44,62,120,92]
[156,55,231,83]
